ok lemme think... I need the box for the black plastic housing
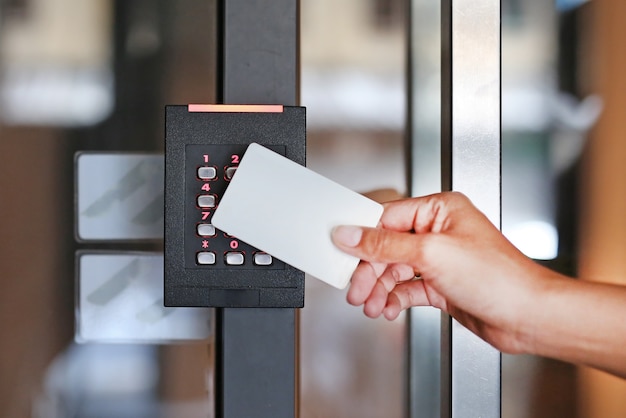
[164,105,305,308]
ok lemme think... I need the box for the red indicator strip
[188,104,284,113]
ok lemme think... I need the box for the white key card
[211,143,383,289]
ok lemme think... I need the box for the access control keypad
[164,104,305,308]
[184,144,285,271]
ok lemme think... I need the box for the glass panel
[0,1,217,417]
[300,1,407,417]
[501,1,582,414]
[76,252,211,343]
[75,154,164,241]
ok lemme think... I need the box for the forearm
[522,273,626,378]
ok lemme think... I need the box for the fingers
[379,195,441,232]
[363,279,391,318]
[346,261,387,306]
[379,192,470,233]
[357,276,433,320]
[346,261,411,306]
[383,279,432,320]
[348,261,423,319]
[378,191,491,239]
[332,225,426,269]
[332,225,432,319]
[331,192,479,320]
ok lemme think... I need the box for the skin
[331,191,626,379]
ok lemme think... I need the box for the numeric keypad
[184,144,284,271]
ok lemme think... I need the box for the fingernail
[332,226,362,247]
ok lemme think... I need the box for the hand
[331,192,556,354]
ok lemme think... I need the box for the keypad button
[225,252,245,265]
[196,252,216,265]
[198,166,217,180]
[197,223,216,237]
[225,166,237,180]
[253,252,273,266]
[197,195,216,208]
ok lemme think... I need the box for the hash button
[253,253,273,266]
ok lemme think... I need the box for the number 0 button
[225,252,245,265]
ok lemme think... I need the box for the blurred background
[1,0,625,417]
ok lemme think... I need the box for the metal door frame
[215,1,300,417]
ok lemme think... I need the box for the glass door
[0,1,217,416]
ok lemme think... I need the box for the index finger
[380,194,445,233]
[381,192,473,234]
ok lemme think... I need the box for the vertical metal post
[407,0,442,415]
[440,0,502,417]
[215,1,299,417]
[409,0,501,415]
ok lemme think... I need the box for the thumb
[331,225,424,269]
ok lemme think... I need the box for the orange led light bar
[188,104,284,113]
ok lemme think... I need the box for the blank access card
[211,143,383,289]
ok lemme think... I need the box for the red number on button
[201,211,211,220]
[203,154,209,163]
[230,240,239,249]
[201,183,211,192]
[231,154,240,164]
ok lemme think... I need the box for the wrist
[509,265,566,356]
